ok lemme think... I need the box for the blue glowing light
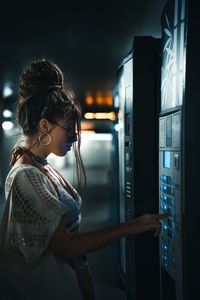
[163,205,168,213]
[161,194,167,203]
[163,151,171,169]
[162,224,168,235]
[161,175,167,182]
[162,255,167,261]
[162,244,168,251]
[162,254,168,267]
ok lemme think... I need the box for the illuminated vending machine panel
[159,0,186,297]
[159,0,200,298]
[159,112,182,289]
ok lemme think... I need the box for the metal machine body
[116,36,161,299]
[159,0,200,298]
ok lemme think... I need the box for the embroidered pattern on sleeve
[11,183,51,225]
[6,165,82,260]
[9,167,70,255]
[23,169,70,216]
[10,233,48,249]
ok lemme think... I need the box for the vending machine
[159,0,200,299]
[116,36,161,299]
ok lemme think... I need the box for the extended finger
[154,213,171,220]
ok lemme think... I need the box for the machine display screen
[163,151,171,169]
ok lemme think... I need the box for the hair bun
[19,59,64,100]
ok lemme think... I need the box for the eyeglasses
[49,120,77,136]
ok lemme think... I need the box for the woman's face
[49,118,78,156]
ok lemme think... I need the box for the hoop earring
[38,133,52,146]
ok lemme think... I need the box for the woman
[0,60,168,300]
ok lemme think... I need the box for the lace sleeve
[9,167,70,264]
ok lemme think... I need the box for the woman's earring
[38,132,52,145]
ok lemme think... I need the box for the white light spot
[81,133,113,141]
[114,123,120,131]
[2,109,13,118]
[2,121,14,131]
[3,86,13,98]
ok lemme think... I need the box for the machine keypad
[160,173,176,276]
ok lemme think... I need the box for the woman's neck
[28,147,49,160]
[23,140,50,160]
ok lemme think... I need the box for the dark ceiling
[0,0,167,107]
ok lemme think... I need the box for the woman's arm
[50,213,169,262]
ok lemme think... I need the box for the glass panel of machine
[161,0,186,111]
[164,151,171,169]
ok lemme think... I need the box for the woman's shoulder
[5,164,47,192]
[4,164,62,209]
[7,164,43,178]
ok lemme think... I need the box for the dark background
[0,0,167,108]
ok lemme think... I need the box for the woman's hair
[17,59,86,190]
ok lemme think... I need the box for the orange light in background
[95,113,108,119]
[96,91,103,105]
[84,112,116,121]
[85,91,93,106]
[105,91,113,106]
[108,112,115,121]
[118,110,122,119]
[81,120,95,131]
[85,90,113,107]
[81,130,96,134]
[84,112,94,119]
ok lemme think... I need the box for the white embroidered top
[0,164,84,300]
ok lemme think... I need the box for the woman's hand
[127,213,170,237]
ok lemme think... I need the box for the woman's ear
[39,119,51,132]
